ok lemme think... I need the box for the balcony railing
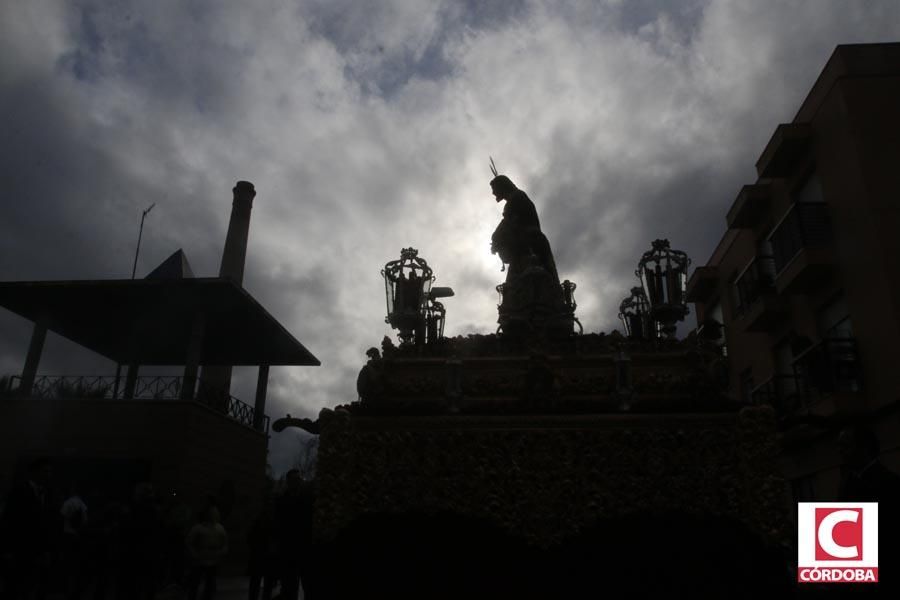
[792,338,862,396]
[733,255,776,316]
[2,374,268,432]
[768,202,832,274]
[751,374,805,416]
[750,338,862,418]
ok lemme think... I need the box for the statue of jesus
[489,174,560,285]
[488,169,569,338]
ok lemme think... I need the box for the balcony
[726,184,773,230]
[768,202,834,294]
[751,374,803,416]
[686,266,718,303]
[756,123,812,179]
[733,256,785,331]
[794,338,864,419]
[1,374,267,432]
[792,338,862,393]
[751,338,863,421]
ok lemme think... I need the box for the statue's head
[490,175,517,201]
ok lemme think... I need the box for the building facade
[686,43,900,502]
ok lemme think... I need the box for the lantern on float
[382,248,454,346]
[618,286,655,340]
[635,239,690,339]
[383,248,433,346]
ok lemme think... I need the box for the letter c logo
[818,510,859,559]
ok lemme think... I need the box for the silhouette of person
[87,498,125,600]
[275,470,315,600]
[1,456,57,600]
[160,490,192,589]
[60,482,88,599]
[186,502,228,600]
[247,490,278,600]
[489,174,560,285]
[116,482,163,600]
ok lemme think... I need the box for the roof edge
[794,42,900,124]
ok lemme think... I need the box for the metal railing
[792,338,862,396]
[733,255,776,316]
[133,376,183,399]
[751,374,805,416]
[8,374,184,400]
[3,374,267,432]
[768,202,832,274]
[30,375,119,399]
[192,381,265,431]
[750,338,862,418]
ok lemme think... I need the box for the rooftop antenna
[489,156,498,177]
[131,202,156,279]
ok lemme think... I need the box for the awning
[0,278,320,366]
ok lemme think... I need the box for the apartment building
[686,43,900,501]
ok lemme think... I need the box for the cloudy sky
[1,0,898,472]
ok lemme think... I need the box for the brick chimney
[219,180,256,284]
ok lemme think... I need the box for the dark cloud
[619,0,707,38]
[307,0,531,97]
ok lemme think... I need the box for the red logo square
[815,507,863,561]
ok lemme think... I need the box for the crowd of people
[0,460,315,600]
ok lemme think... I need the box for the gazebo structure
[0,180,319,540]
[0,275,318,513]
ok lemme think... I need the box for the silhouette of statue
[490,175,560,285]
[489,173,569,338]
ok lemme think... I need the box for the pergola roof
[0,278,319,367]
